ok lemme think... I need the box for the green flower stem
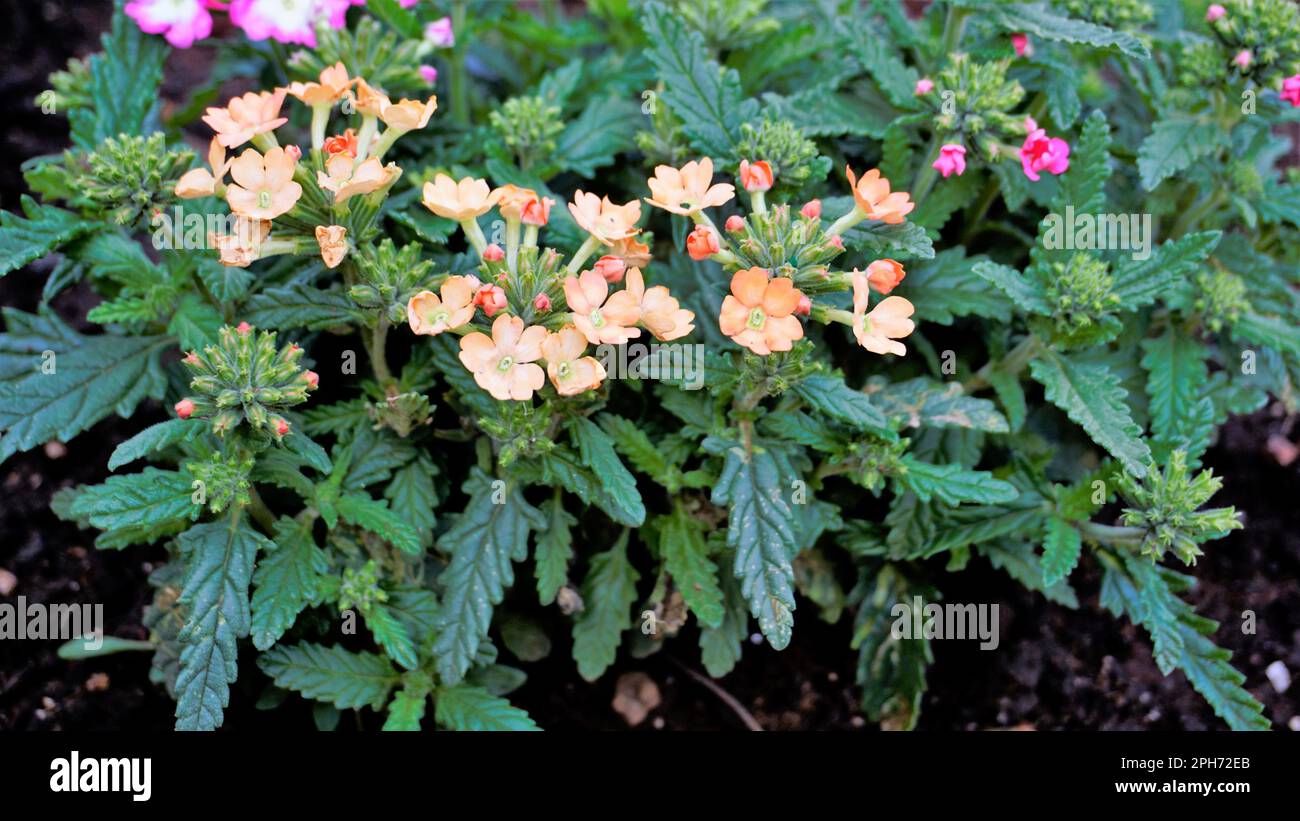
[1077,521,1146,548]
[369,317,394,387]
[505,217,522,276]
[566,234,602,273]
[246,487,277,533]
[461,218,488,255]
[937,3,970,65]
[450,1,470,125]
[369,126,407,161]
[1171,188,1226,238]
[963,333,1041,392]
[310,103,330,151]
[825,205,866,239]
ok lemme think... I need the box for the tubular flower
[351,78,391,118]
[408,276,476,336]
[317,155,396,202]
[564,269,641,345]
[541,326,606,396]
[202,89,289,149]
[210,217,271,268]
[719,267,804,355]
[625,268,695,341]
[315,225,348,269]
[932,144,967,178]
[725,215,746,232]
[845,166,915,224]
[176,137,231,199]
[125,0,212,48]
[738,159,774,192]
[1019,118,1070,181]
[458,314,547,401]
[323,129,358,157]
[852,272,915,356]
[495,184,551,224]
[380,96,438,131]
[1011,33,1031,57]
[686,224,721,260]
[287,62,355,105]
[644,157,735,215]
[474,284,508,317]
[801,199,822,220]
[568,191,642,245]
[482,244,505,262]
[225,147,303,220]
[864,259,906,295]
[422,174,499,221]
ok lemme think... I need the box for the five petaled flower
[458,315,548,401]
[719,267,804,355]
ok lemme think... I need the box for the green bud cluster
[847,436,910,492]
[339,560,388,614]
[1211,0,1300,82]
[368,391,434,438]
[481,402,556,468]
[1060,0,1154,28]
[181,324,318,441]
[932,55,1026,145]
[502,245,568,328]
[670,0,778,50]
[350,239,437,325]
[1193,267,1250,332]
[728,205,842,289]
[489,96,565,170]
[734,116,828,196]
[1177,41,1226,88]
[1228,159,1264,198]
[75,133,194,227]
[736,340,818,400]
[186,451,255,515]
[43,55,92,112]
[1114,451,1243,565]
[1043,252,1120,340]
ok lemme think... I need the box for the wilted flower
[458,315,547,401]
[719,267,804,355]
[315,225,348,268]
[408,276,476,336]
[210,217,271,268]
[607,236,652,269]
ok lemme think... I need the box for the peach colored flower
[852,272,915,355]
[568,191,641,245]
[541,326,606,396]
[864,259,906,295]
[739,159,774,192]
[718,267,803,355]
[351,78,390,117]
[644,157,735,215]
[563,269,641,345]
[381,96,438,131]
[593,255,626,283]
[686,224,720,261]
[408,275,476,336]
[317,155,395,202]
[625,267,694,341]
[845,166,914,225]
[725,214,745,232]
[225,147,302,220]
[323,129,358,157]
[607,236,651,269]
[202,89,288,149]
[422,174,499,221]
[800,199,821,220]
[315,225,348,268]
[176,137,231,199]
[458,314,548,401]
[209,217,271,268]
[287,61,355,105]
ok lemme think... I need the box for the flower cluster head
[1183,0,1300,89]
[1114,451,1243,565]
[129,0,368,49]
[177,323,319,441]
[178,61,430,270]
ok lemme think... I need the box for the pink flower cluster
[1019,117,1070,182]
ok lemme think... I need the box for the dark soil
[2,1,1297,732]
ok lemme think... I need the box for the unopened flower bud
[593,255,626,283]
[800,199,822,220]
[534,293,552,312]
[174,399,195,419]
[725,215,745,233]
[482,243,505,262]
[796,295,811,316]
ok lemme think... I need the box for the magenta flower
[425,16,454,47]
[1011,33,1031,57]
[1206,4,1226,22]
[229,0,351,48]
[1019,118,1070,182]
[419,64,438,86]
[915,78,934,95]
[932,144,967,178]
[124,0,213,48]
[1282,75,1300,107]
[1233,50,1252,70]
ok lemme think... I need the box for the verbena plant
[3,0,1295,731]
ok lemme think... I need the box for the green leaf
[534,497,575,606]
[896,248,1012,325]
[175,515,271,730]
[1137,115,1229,191]
[977,2,1149,59]
[1140,326,1209,453]
[972,261,1050,315]
[258,642,400,711]
[598,413,677,487]
[194,258,253,302]
[699,556,749,677]
[108,418,205,470]
[658,507,724,628]
[639,0,758,159]
[1111,231,1221,307]
[0,197,91,277]
[868,377,1009,432]
[434,685,540,731]
[896,457,1019,505]
[365,602,418,671]
[243,284,364,331]
[1030,351,1151,477]
[366,0,422,38]
[794,374,891,435]
[250,517,328,651]
[63,467,198,549]
[707,438,799,650]
[382,686,428,731]
[1235,310,1300,359]
[981,541,1078,608]
[554,96,641,176]
[283,431,334,475]
[0,310,169,463]
[846,31,920,109]
[68,8,168,149]
[433,469,544,685]
[1041,515,1082,587]
[762,87,894,139]
[1050,109,1111,217]
[572,532,640,681]
[853,566,934,730]
[168,295,223,351]
[570,416,645,526]
[841,217,935,261]
[336,493,422,555]
[1100,553,1268,730]
[383,455,438,547]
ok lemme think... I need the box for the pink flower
[400,0,419,7]
[915,78,934,95]
[475,284,507,317]
[425,16,454,47]
[1281,75,1300,107]
[125,0,212,48]
[229,0,350,48]
[800,199,822,219]
[932,144,967,178]
[593,255,626,283]
[236,322,252,334]
[274,418,291,437]
[419,65,438,86]
[482,243,505,262]
[1233,50,1252,70]
[725,215,745,233]
[174,399,195,419]
[1019,118,1070,182]
[828,235,844,250]
[1011,33,1031,57]
[795,295,811,317]
[1206,4,1226,22]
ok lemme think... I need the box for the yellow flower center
[557,361,572,378]
[747,307,766,330]
[430,309,449,327]
[258,190,273,209]
[589,308,606,328]
[497,355,514,372]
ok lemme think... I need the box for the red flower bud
[800,199,822,220]
[174,399,195,419]
[593,255,626,283]
[482,243,505,262]
[303,370,320,389]
[534,293,552,312]
[725,215,745,233]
